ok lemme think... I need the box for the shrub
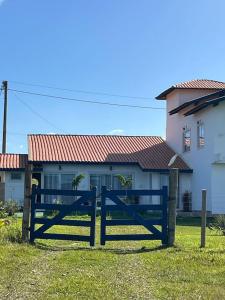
[0,219,22,243]
[208,215,225,235]
[0,201,7,218]
[4,200,19,216]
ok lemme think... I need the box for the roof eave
[155,86,175,100]
[0,168,25,171]
[29,160,192,173]
[169,90,225,115]
[184,96,225,116]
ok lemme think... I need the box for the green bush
[4,200,19,216]
[0,201,7,218]
[208,215,225,235]
[0,219,22,243]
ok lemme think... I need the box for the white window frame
[197,120,205,148]
[183,126,191,152]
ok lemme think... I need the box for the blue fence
[30,186,97,246]
[100,186,168,245]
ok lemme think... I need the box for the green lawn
[0,217,225,300]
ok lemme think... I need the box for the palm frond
[116,175,132,188]
[72,174,85,190]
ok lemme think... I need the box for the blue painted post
[90,187,97,247]
[29,185,37,243]
[162,186,168,245]
[100,186,107,245]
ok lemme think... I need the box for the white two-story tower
[156,79,225,214]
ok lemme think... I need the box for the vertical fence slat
[100,186,107,245]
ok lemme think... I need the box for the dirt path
[1,249,60,300]
[110,251,154,300]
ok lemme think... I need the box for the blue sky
[1,0,225,153]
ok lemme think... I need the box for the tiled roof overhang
[0,154,28,171]
[156,79,225,100]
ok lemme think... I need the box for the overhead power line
[9,88,165,110]
[9,80,151,100]
[12,91,65,132]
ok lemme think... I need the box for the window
[197,121,205,148]
[61,174,75,190]
[44,173,75,204]
[61,174,76,204]
[90,174,133,197]
[90,175,112,197]
[11,172,22,180]
[44,174,60,203]
[183,127,191,152]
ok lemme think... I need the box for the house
[0,154,27,205]
[1,78,225,214]
[156,79,225,214]
[28,134,191,205]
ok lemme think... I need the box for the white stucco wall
[39,163,190,208]
[166,89,225,213]
[4,171,25,206]
[211,164,225,213]
[41,164,158,204]
[1,163,191,208]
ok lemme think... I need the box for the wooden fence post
[168,168,179,246]
[200,189,207,248]
[22,163,32,242]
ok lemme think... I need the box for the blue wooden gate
[100,186,168,245]
[30,186,97,246]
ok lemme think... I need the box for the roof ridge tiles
[27,133,163,138]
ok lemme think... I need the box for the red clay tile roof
[0,154,28,170]
[28,134,191,171]
[156,79,225,100]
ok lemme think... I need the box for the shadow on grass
[176,217,214,227]
[34,241,169,254]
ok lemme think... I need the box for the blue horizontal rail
[33,218,92,227]
[105,204,163,211]
[33,233,91,241]
[34,203,93,212]
[104,189,164,196]
[104,233,162,241]
[105,219,162,226]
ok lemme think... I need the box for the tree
[116,174,132,203]
[72,174,85,191]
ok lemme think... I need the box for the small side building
[0,154,27,206]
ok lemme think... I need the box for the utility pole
[2,80,8,154]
